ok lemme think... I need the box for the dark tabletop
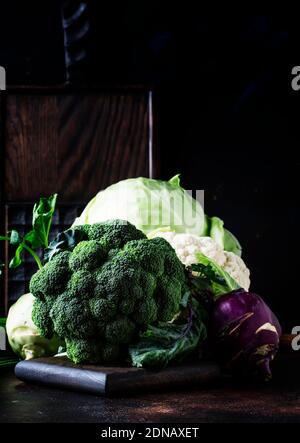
[1,352,300,423]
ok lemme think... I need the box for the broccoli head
[30,219,186,364]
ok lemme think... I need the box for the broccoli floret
[132,296,158,325]
[30,220,187,365]
[123,239,165,275]
[30,256,70,299]
[32,297,54,338]
[156,276,182,321]
[66,338,102,364]
[67,270,95,298]
[50,250,71,268]
[139,272,157,298]
[105,317,136,344]
[29,269,47,299]
[119,296,136,315]
[89,298,117,323]
[73,224,91,237]
[164,251,186,280]
[107,248,119,260]
[96,257,140,302]
[131,285,144,300]
[158,298,180,323]
[89,219,146,249]
[50,293,95,339]
[151,237,185,279]
[69,240,107,272]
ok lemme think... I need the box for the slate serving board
[15,356,220,397]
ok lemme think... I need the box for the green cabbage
[73,175,242,255]
[6,293,62,360]
[74,175,206,235]
[74,175,205,235]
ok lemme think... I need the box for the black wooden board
[15,356,220,397]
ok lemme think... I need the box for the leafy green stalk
[32,195,57,248]
[0,194,57,274]
[22,244,43,270]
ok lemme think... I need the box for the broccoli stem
[23,244,43,270]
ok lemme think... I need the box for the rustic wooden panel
[5,95,58,201]
[56,93,150,201]
[4,92,151,202]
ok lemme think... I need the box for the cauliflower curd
[149,231,250,291]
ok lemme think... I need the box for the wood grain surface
[1,350,300,423]
[4,91,152,202]
[14,356,221,396]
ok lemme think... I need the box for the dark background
[0,4,296,329]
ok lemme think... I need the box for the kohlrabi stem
[23,244,43,270]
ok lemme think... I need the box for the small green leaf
[32,194,57,248]
[168,174,181,187]
[223,228,242,257]
[24,230,42,249]
[9,230,22,246]
[9,244,24,268]
[204,216,242,256]
[0,195,58,273]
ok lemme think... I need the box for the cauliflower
[149,231,250,291]
[222,251,250,291]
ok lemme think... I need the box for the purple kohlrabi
[211,289,282,380]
